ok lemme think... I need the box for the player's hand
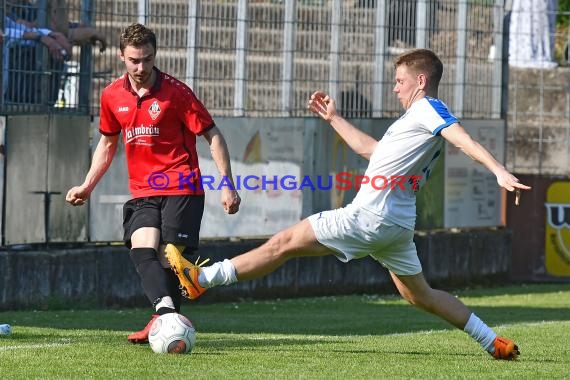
[307,91,338,122]
[41,37,64,60]
[65,185,90,206]
[221,188,241,214]
[496,171,531,206]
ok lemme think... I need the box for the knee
[399,289,418,306]
[399,288,433,310]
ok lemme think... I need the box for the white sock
[199,259,237,288]
[463,313,497,353]
[154,296,175,312]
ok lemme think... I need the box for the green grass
[1,283,569,379]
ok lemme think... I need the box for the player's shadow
[1,284,569,336]
[187,303,570,336]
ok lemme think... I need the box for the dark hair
[394,49,443,89]
[120,23,157,53]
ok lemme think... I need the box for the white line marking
[0,341,71,351]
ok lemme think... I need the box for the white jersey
[351,96,458,230]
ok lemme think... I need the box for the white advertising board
[444,120,505,228]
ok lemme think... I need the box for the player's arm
[440,123,531,200]
[66,134,119,206]
[202,126,241,214]
[307,91,377,160]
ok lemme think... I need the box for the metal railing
[1,0,506,119]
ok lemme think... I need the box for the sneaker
[492,336,520,360]
[164,244,210,300]
[127,314,158,344]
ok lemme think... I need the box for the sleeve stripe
[433,121,455,136]
[426,97,459,135]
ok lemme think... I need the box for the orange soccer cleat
[492,336,520,360]
[127,314,159,344]
[164,244,209,300]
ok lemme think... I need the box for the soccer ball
[148,313,196,354]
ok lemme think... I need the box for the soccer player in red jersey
[66,23,241,343]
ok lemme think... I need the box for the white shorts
[308,204,422,276]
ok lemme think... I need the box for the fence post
[0,5,4,108]
[78,0,94,113]
[454,0,468,118]
[138,0,148,25]
[186,0,199,90]
[281,0,296,116]
[234,0,247,117]
[329,0,342,102]
[36,0,49,110]
[416,0,428,48]
[373,0,387,118]
[491,0,505,119]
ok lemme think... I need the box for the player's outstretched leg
[164,244,209,300]
[390,271,520,360]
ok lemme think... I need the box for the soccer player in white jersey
[165,49,530,360]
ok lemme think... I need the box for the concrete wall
[0,228,511,311]
[3,114,90,245]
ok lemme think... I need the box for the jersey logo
[125,124,160,143]
[148,101,161,120]
[118,106,129,112]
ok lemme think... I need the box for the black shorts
[123,195,205,250]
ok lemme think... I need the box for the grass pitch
[1,283,569,379]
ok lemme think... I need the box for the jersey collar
[122,67,163,95]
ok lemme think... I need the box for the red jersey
[99,68,214,198]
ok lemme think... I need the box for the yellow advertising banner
[545,182,570,276]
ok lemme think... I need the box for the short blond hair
[394,49,443,89]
